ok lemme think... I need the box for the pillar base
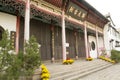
[51,57,55,63]
[76,56,78,60]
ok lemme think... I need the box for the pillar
[84,21,89,58]
[16,16,20,53]
[62,10,66,61]
[96,26,99,58]
[24,0,30,41]
[75,31,78,59]
[51,25,55,62]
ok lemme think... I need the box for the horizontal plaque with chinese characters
[66,2,87,21]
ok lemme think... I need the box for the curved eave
[73,0,109,27]
[78,0,108,22]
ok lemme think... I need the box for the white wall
[98,37,104,48]
[0,12,17,33]
[104,24,111,56]
[98,37,104,56]
[88,35,97,58]
[103,23,120,56]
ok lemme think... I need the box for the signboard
[66,2,87,21]
[10,31,16,50]
[66,43,69,47]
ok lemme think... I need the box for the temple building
[0,0,108,62]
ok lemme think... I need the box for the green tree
[23,35,41,78]
[0,30,20,80]
[0,30,11,71]
[0,30,41,80]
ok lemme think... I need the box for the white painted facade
[88,35,105,58]
[88,36,104,58]
[88,35,97,58]
[98,36,104,56]
[104,15,120,56]
[87,21,105,58]
[0,12,17,33]
[98,37,104,48]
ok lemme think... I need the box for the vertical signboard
[10,31,16,50]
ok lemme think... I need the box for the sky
[85,0,120,28]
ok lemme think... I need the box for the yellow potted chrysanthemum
[40,64,50,80]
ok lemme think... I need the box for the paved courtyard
[79,63,120,80]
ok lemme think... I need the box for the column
[96,26,99,58]
[75,31,78,59]
[16,16,20,54]
[24,0,30,41]
[62,10,66,61]
[51,25,55,62]
[84,21,89,58]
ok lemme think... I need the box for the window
[115,41,120,47]
[91,41,95,50]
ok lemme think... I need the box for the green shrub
[23,35,41,77]
[111,50,120,63]
[0,30,21,80]
[0,30,41,80]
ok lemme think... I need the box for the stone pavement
[79,63,120,80]
[33,59,113,80]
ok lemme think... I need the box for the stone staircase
[47,59,113,80]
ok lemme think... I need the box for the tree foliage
[111,49,120,63]
[23,35,41,76]
[0,30,41,80]
[0,30,18,79]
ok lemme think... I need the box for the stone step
[50,61,112,80]
[65,63,112,80]
[49,59,106,73]
[50,61,107,78]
